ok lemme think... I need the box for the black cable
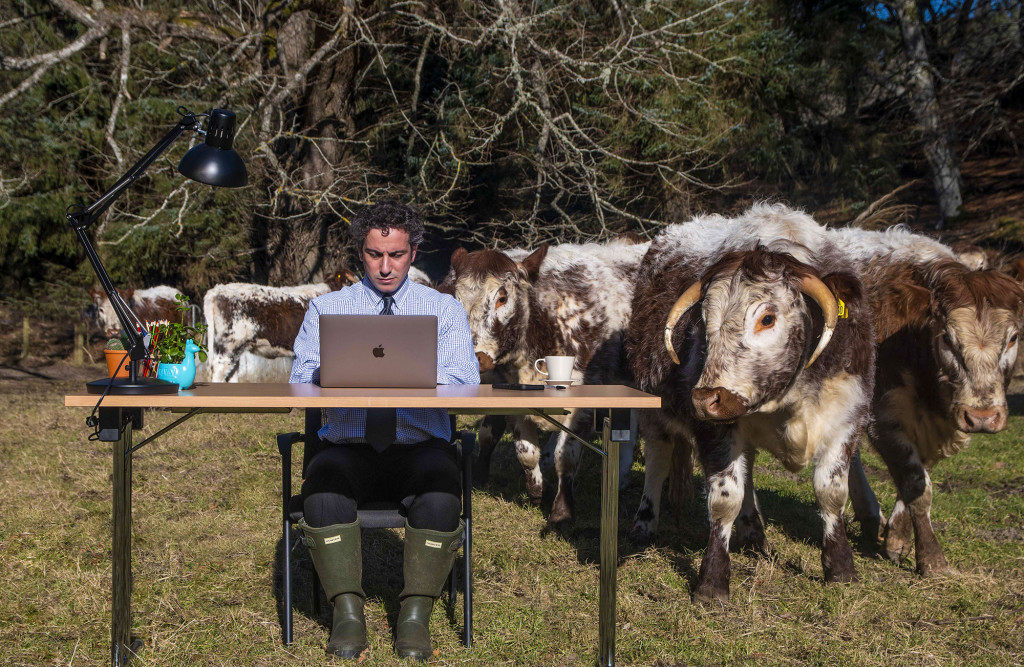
[87,350,129,441]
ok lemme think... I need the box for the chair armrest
[458,431,476,460]
[277,431,302,457]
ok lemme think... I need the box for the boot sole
[327,645,366,659]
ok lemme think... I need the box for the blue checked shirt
[290,275,480,444]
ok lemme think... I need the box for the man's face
[360,227,417,294]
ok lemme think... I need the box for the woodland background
[1,0,1023,341]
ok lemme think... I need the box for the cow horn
[664,281,702,365]
[801,275,839,369]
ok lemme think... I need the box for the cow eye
[495,288,509,308]
[1009,333,1018,347]
[755,313,776,332]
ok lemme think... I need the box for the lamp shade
[177,109,248,188]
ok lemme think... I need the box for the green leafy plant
[152,294,208,365]
[105,337,125,351]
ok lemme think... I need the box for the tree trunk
[890,0,963,228]
[253,2,360,286]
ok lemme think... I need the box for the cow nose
[959,407,1006,434]
[691,386,747,421]
[476,351,495,372]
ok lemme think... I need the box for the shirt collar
[361,274,412,311]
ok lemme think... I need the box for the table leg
[110,410,137,666]
[599,416,620,667]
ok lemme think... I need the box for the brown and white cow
[625,204,875,601]
[87,285,188,336]
[832,226,1024,574]
[203,270,362,382]
[440,237,649,524]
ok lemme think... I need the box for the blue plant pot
[155,340,200,390]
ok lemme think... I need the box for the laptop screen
[318,314,438,388]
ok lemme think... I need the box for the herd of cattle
[88,203,1024,601]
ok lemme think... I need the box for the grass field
[2,366,1023,666]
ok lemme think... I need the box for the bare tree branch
[105,20,131,170]
[1,22,109,70]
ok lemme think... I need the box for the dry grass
[2,367,1023,666]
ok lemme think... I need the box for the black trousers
[302,439,462,532]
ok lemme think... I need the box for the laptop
[318,314,438,388]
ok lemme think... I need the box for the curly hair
[349,201,425,252]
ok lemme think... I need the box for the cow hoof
[823,566,859,584]
[884,540,911,564]
[916,557,952,577]
[628,526,656,548]
[693,583,729,605]
[525,480,544,507]
[548,504,574,527]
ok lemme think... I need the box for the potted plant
[152,294,208,390]
[104,336,131,378]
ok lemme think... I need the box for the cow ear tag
[837,299,849,319]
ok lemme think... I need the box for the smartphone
[492,383,545,390]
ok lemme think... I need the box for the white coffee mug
[534,355,575,382]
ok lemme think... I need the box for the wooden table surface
[64,382,662,410]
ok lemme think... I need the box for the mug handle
[534,358,548,377]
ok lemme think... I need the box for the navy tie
[366,294,397,451]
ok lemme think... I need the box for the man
[289,201,479,660]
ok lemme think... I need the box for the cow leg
[474,415,507,485]
[873,428,949,575]
[511,417,545,506]
[899,468,948,576]
[885,499,912,564]
[733,450,766,554]
[812,435,858,583]
[667,436,696,529]
[847,444,885,544]
[630,433,675,544]
[549,429,578,525]
[550,409,591,526]
[618,423,637,491]
[693,434,746,604]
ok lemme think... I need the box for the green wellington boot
[394,520,464,661]
[298,519,367,659]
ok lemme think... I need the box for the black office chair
[276,409,474,647]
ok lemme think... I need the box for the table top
[64,383,661,409]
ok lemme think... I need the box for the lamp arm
[66,108,203,364]
[72,225,148,361]
[70,111,202,226]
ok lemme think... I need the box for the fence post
[73,322,84,365]
[20,317,30,360]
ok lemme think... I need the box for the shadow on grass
[474,432,890,592]
[471,433,713,587]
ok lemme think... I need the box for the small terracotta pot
[104,349,131,378]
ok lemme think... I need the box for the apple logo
[373,345,385,358]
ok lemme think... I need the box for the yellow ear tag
[837,299,849,319]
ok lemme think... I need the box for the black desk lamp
[68,107,248,395]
